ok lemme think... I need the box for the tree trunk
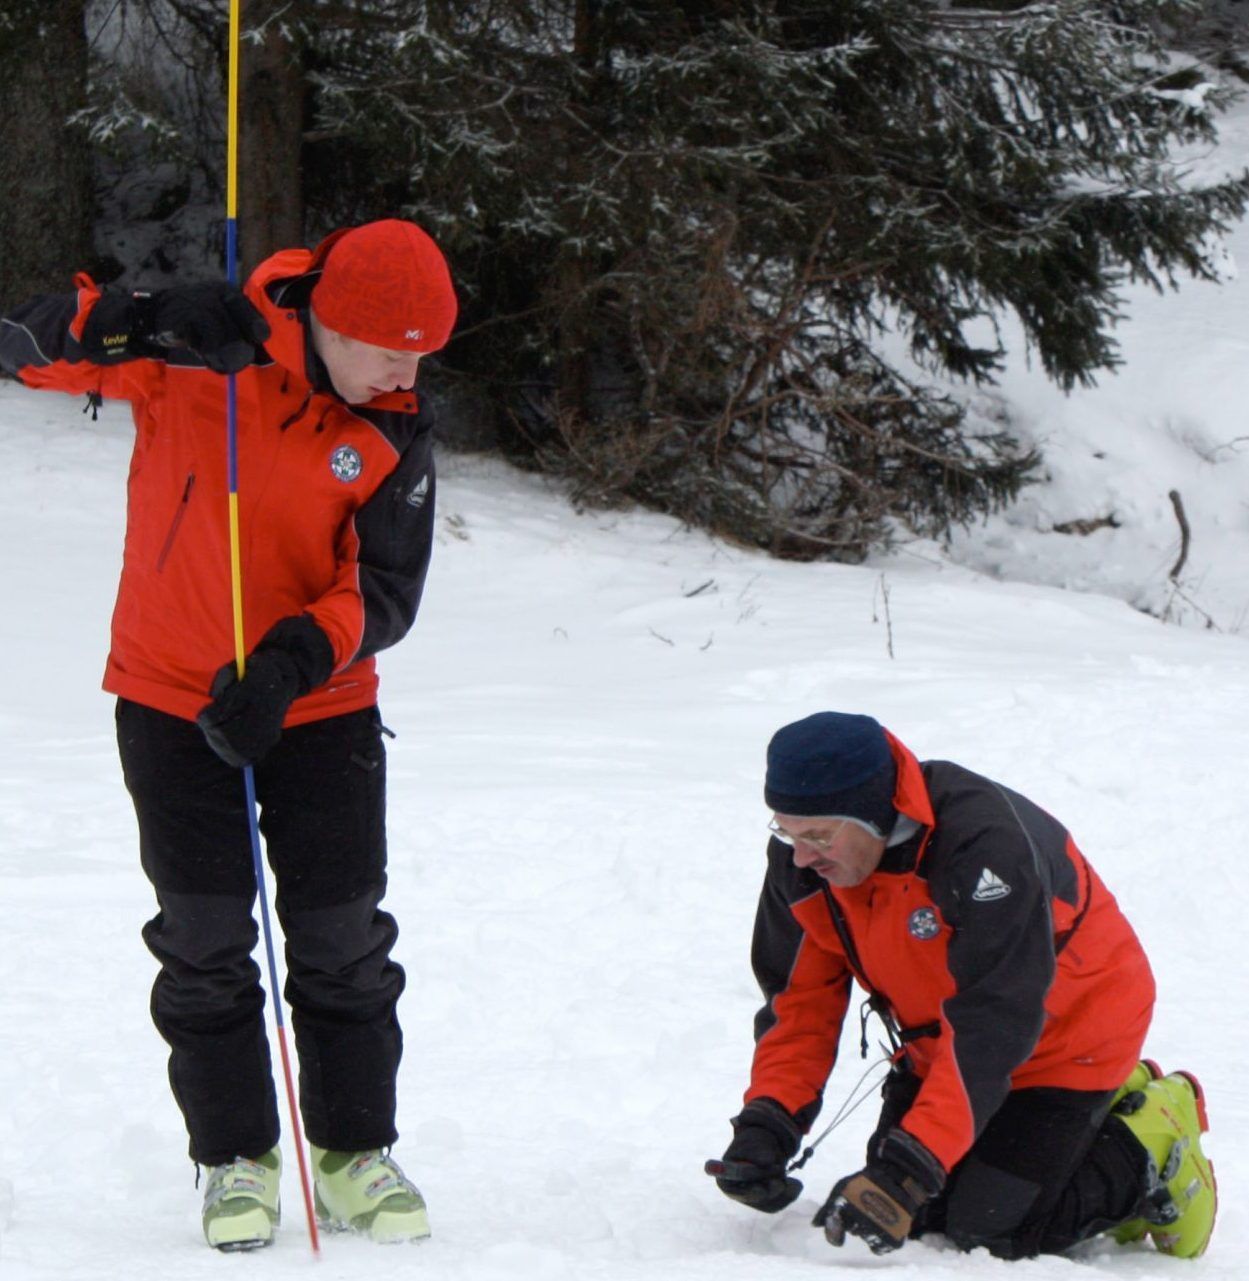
[237,0,305,275]
[0,2,91,313]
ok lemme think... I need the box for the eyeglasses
[767,817,848,853]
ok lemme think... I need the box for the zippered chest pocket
[155,472,196,572]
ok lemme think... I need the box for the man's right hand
[705,1099,804,1213]
[139,282,270,373]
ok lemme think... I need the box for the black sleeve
[1,287,159,377]
[751,841,817,1043]
[349,426,436,663]
[1,292,86,374]
[925,792,1058,1137]
[746,840,849,1132]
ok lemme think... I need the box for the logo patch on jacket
[908,906,941,940]
[330,445,363,483]
[972,868,1012,902]
[406,474,429,509]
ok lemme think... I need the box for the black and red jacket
[745,731,1154,1174]
[0,249,437,724]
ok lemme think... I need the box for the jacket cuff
[733,1098,803,1159]
[877,1127,947,1198]
[255,614,335,696]
[79,288,154,363]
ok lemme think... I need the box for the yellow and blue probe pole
[225,0,320,1253]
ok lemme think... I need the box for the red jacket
[745,733,1154,1173]
[0,251,437,724]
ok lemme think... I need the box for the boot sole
[314,1204,431,1244]
[213,1236,274,1252]
[1176,1071,1218,1258]
[1172,1070,1209,1133]
[204,1202,279,1252]
[1152,1071,1217,1258]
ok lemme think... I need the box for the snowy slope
[1,372,1247,1280]
[938,99,1249,634]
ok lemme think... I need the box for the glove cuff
[876,1128,946,1201]
[733,1098,803,1160]
[255,615,335,696]
[79,290,151,363]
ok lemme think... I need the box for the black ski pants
[116,698,405,1167]
[870,1067,1148,1259]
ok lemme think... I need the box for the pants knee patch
[945,1156,1043,1256]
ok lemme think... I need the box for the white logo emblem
[330,445,363,483]
[908,907,940,940]
[406,475,430,510]
[972,868,1012,902]
[405,328,424,341]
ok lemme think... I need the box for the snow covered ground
[4,94,1249,1281]
[1,375,1246,1280]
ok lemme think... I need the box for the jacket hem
[103,663,380,725]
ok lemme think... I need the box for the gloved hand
[705,1099,804,1213]
[197,615,335,767]
[137,282,270,373]
[812,1128,946,1254]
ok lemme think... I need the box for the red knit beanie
[309,219,458,352]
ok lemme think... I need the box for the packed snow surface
[4,96,1249,1281]
[1,377,1246,1279]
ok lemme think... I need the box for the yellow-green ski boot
[1114,1071,1217,1257]
[1108,1060,1161,1245]
[311,1146,430,1244]
[202,1146,281,1251]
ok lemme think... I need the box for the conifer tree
[298,0,1246,557]
[0,1,91,312]
[71,1,1249,558]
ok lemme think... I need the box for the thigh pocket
[348,715,387,869]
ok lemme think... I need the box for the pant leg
[116,698,278,1166]
[254,707,405,1151]
[940,1087,1147,1259]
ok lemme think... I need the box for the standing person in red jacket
[709,712,1216,1259]
[0,219,456,1250]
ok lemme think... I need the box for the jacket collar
[874,730,935,874]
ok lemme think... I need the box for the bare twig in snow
[1167,490,1191,581]
[873,574,895,660]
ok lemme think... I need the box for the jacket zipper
[156,472,196,572]
[820,884,939,1059]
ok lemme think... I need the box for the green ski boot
[1114,1071,1217,1258]
[310,1146,431,1244]
[202,1147,281,1251]
[1110,1059,1162,1111]
[1108,1060,1162,1245]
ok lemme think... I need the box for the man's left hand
[813,1128,945,1255]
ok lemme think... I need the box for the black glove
[197,615,334,767]
[705,1099,804,1214]
[138,282,270,373]
[812,1128,945,1254]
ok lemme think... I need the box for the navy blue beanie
[764,712,897,835]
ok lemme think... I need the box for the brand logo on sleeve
[330,445,363,483]
[405,475,429,509]
[972,868,1012,902]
